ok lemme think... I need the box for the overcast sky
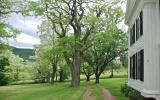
[7,3,126,49]
[7,14,41,49]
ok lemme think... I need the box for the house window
[140,11,143,36]
[130,54,136,79]
[130,57,132,79]
[130,49,144,81]
[133,54,136,79]
[136,18,140,40]
[135,53,138,80]
[130,11,143,45]
[137,52,140,80]
[140,50,144,81]
[136,11,143,40]
[130,28,132,46]
[133,24,135,43]
[130,24,136,46]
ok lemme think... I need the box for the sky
[7,3,127,49]
[7,14,41,49]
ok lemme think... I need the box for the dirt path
[102,87,116,100]
[83,88,96,100]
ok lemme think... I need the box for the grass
[0,78,128,100]
[100,78,128,100]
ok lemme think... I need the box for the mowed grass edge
[0,78,128,100]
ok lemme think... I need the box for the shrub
[121,83,141,100]
[0,57,9,86]
[121,83,131,97]
[128,89,141,100]
[0,72,8,86]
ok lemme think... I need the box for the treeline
[12,47,35,60]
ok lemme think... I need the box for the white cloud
[7,14,42,38]
[6,14,42,48]
[16,33,40,45]
[7,39,36,49]
[6,3,127,49]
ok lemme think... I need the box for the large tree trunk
[41,77,45,83]
[55,73,57,81]
[71,14,81,86]
[86,75,90,82]
[51,57,57,84]
[15,67,19,81]
[47,72,50,83]
[59,68,63,82]
[109,66,114,78]
[95,75,100,84]
[95,65,100,84]
[70,0,82,87]
[63,53,76,86]
[71,42,81,87]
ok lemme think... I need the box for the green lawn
[0,78,128,100]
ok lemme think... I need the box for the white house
[125,0,160,99]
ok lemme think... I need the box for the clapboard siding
[126,0,160,99]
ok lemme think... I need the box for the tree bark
[95,65,100,84]
[15,67,19,81]
[59,68,63,82]
[55,73,57,81]
[69,0,81,87]
[95,75,100,84]
[63,53,76,86]
[71,43,80,87]
[86,75,90,82]
[47,72,50,83]
[109,66,114,78]
[51,57,57,84]
[41,77,45,83]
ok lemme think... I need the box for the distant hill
[12,47,35,60]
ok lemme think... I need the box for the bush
[0,57,9,86]
[128,89,141,100]
[121,83,131,97]
[59,68,69,82]
[121,83,141,100]
[0,72,8,86]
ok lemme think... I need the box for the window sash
[140,50,144,81]
[130,49,144,81]
[140,11,143,36]
[130,11,143,46]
